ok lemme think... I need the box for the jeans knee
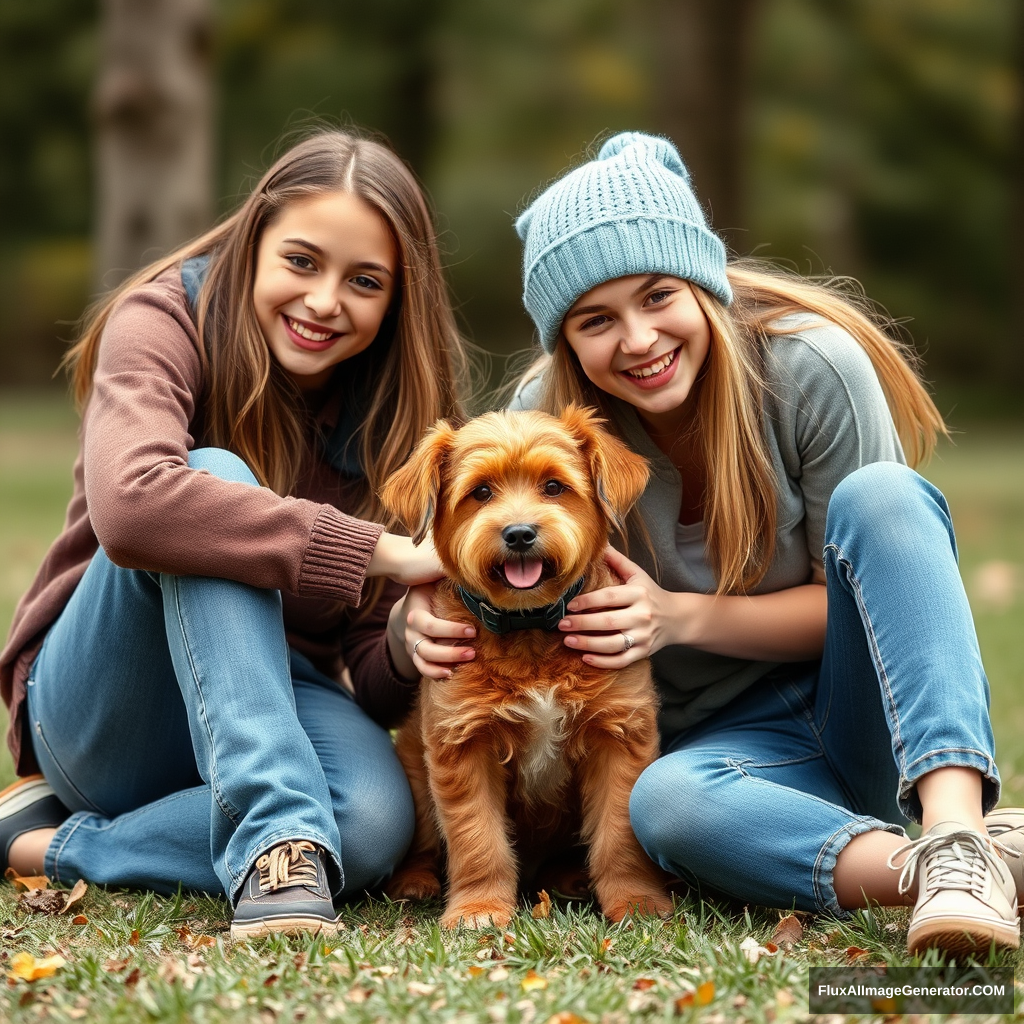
[826,462,951,547]
[630,755,703,865]
[187,447,259,487]
[336,770,415,895]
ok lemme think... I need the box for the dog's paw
[441,901,514,930]
[385,867,443,901]
[601,890,674,922]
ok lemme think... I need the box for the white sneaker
[888,821,1020,956]
[984,807,1024,907]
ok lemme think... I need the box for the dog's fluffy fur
[380,406,672,929]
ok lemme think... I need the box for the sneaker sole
[0,776,55,820]
[229,915,341,940]
[908,914,1021,956]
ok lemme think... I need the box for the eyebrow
[280,238,394,277]
[566,274,669,319]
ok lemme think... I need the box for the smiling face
[252,191,398,391]
[561,274,712,433]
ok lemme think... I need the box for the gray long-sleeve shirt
[514,316,905,738]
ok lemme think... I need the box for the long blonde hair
[64,128,467,526]
[522,259,947,594]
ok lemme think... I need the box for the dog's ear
[379,419,458,545]
[559,404,650,532]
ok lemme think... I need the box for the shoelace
[887,829,1018,898]
[255,840,320,893]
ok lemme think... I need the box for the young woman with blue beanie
[492,130,1024,955]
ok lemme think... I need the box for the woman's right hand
[387,583,476,680]
[368,532,445,586]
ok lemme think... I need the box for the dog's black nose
[502,523,538,550]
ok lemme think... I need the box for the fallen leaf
[521,969,547,992]
[633,978,657,991]
[695,981,715,1006]
[71,915,88,926]
[103,958,131,972]
[600,938,612,952]
[264,974,279,987]
[407,981,436,996]
[545,1013,589,1024]
[61,879,88,914]
[488,967,509,982]
[531,889,552,920]
[129,930,140,946]
[771,914,803,949]
[4,869,50,891]
[764,941,779,953]
[871,996,898,1013]
[7,952,66,982]
[845,946,870,963]
[17,888,68,915]
[467,966,485,978]
[123,968,141,987]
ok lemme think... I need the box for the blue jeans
[630,462,998,917]
[25,448,414,903]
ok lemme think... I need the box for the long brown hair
[521,259,947,594]
[64,128,467,528]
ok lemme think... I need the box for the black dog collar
[457,576,586,635]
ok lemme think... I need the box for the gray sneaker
[984,807,1024,906]
[0,775,67,870]
[889,822,1020,956]
[230,841,340,940]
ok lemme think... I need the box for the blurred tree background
[0,0,1021,410]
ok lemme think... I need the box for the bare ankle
[7,828,57,877]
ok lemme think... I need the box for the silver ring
[413,638,426,657]
[621,633,635,652]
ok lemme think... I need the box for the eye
[285,254,315,271]
[645,288,672,305]
[472,484,492,502]
[579,314,610,331]
[352,274,383,291]
[543,480,565,496]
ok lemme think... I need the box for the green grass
[1,391,1023,1022]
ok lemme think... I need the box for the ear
[559,404,650,532]
[379,419,458,544]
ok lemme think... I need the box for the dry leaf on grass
[531,889,552,919]
[15,878,87,916]
[7,952,66,982]
[4,868,49,891]
[521,969,547,992]
[633,978,657,991]
[770,914,804,949]
[71,915,88,926]
[845,945,870,962]
[544,1014,589,1024]
[674,980,715,1011]
[738,936,776,964]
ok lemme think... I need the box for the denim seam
[167,578,241,827]
[47,813,90,886]
[899,748,1000,814]
[811,817,905,918]
[824,543,907,779]
[726,752,824,772]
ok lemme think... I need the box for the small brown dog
[380,405,672,929]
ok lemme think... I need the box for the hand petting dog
[380,405,673,930]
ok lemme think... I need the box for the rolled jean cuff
[45,811,92,886]
[812,817,907,919]
[898,748,1000,822]
[230,830,344,905]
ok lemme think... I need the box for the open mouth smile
[282,314,342,350]
[621,347,679,386]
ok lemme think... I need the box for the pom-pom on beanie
[515,131,732,352]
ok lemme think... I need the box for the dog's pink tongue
[504,557,543,589]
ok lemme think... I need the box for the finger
[564,586,632,615]
[603,545,644,580]
[408,610,476,639]
[559,608,632,633]
[578,650,643,670]
[563,632,646,655]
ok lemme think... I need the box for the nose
[619,315,658,355]
[502,523,538,551]
[305,280,343,320]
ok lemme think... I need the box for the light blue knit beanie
[516,131,732,352]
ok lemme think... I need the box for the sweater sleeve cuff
[299,506,385,605]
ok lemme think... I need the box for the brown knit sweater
[1,269,417,776]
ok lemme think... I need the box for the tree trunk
[647,0,762,250]
[93,0,214,292]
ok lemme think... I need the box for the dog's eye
[543,480,565,496]
[472,485,492,502]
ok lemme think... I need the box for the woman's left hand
[557,546,685,667]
